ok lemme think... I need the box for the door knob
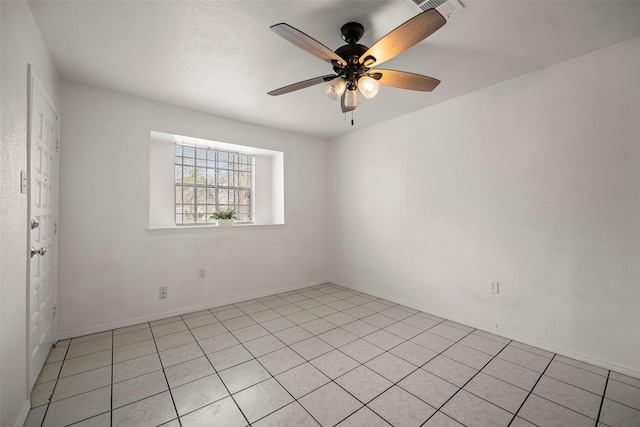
[30,247,46,258]
[31,219,40,229]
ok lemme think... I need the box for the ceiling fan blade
[268,75,337,96]
[359,9,445,67]
[373,69,440,91]
[271,23,347,67]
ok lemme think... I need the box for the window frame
[174,143,255,226]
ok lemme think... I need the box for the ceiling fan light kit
[325,78,347,100]
[358,75,381,100]
[268,8,447,117]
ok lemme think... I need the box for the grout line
[182,317,253,426]
[110,331,114,427]
[38,342,71,427]
[419,336,513,426]
[596,371,611,425]
[150,325,183,426]
[552,357,610,378]
[506,353,555,426]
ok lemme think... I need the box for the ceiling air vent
[405,0,464,18]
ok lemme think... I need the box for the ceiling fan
[267,9,446,114]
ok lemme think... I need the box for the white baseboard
[57,279,329,340]
[14,399,31,427]
[337,281,640,379]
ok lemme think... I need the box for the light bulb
[325,78,347,100]
[358,75,380,99]
[345,88,359,109]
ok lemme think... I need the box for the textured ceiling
[28,0,640,139]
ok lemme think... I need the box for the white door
[27,65,59,390]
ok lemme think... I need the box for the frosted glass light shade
[358,75,380,99]
[325,78,347,100]
[345,89,359,109]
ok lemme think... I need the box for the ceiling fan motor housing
[340,22,364,44]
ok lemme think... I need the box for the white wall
[328,36,640,376]
[0,1,60,426]
[58,81,329,338]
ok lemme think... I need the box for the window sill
[146,223,285,235]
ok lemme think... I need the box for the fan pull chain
[343,112,355,126]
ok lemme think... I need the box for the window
[174,144,254,224]
[149,131,284,229]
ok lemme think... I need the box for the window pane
[175,186,183,203]
[175,146,183,156]
[196,187,206,205]
[195,167,206,185]
[183,157,195,166]
[176,205,183,213]
[239,172,250,187]
[218,170,228,186]
[183,205,195,216]
[218,152,228,162]
[207,169,215,186]
[175,214,182,224]
[174,156,182,165]
[239,189,250,205]
[184,213,195,223]
[218,189,228,204]
[206,188,216,204]
[196,159,206,167]
[183,167,195,183]
[175,166,182,184]
[196,148,207,159]
[184,146,195,158]
[183,186,194,204]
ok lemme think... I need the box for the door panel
[28,65,59,390]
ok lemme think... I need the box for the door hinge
[53,305,56,319]
[54,221,58,235]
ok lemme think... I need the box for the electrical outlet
[159,287,168,299]
[198,268,206,279]
[490,281,499,294]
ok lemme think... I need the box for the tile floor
[25,283,640,427]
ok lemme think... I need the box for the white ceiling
[28,0,640,139]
